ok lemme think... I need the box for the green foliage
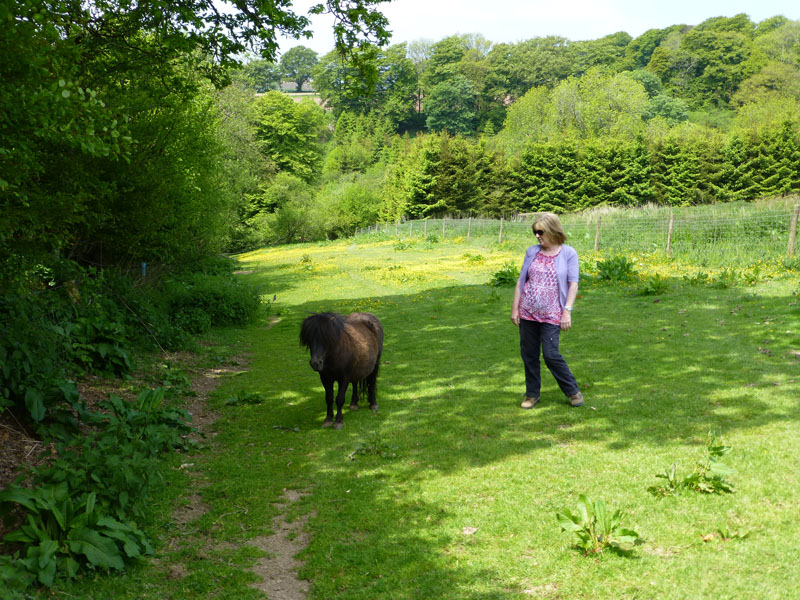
[556,495,640,554]
[648,433,736,497]
[348,433,398,460]
[313,43,418,130]
[0,388,193,590]
[164,274,261,333]
[316,173,383,238]
[490,263,519,287]
[224,390,266,406]
[596,255,637,282]
[252,92,328,182]
[234,59,282,93]
[279,46,319,91]
[634,274,672,295]
[0,291,80,424]
[425,76,478,135]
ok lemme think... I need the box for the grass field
[53,233,800,599]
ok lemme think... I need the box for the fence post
[666,212,674,258]
[424,220,428,237]
[442,218,446,239]
[498,217,504,244]
[395,222,398,236]
[789,205,800,258]
[467,217,472,240]
[594,217,601,251]
[409,221,413,238]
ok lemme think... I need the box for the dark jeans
[519,319,579,398]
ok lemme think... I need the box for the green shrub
[634,274,671,296]
[596,255,637,282]
[490,262,519,287]
[0,292,81,424]
[648,433,735,497]
[164,273,261,329]
[556,495,640,555]
[0,388,194,590]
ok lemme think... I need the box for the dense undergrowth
[0,255,262,595]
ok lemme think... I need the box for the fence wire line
[356,206,799,263]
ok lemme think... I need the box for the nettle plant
[595,255,637,283]
[556,495,640,555]
[490,262,519,287]
[648,433,735,497]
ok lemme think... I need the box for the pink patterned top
[519,251,562,325]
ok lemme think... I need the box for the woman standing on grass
[510,213,584,409]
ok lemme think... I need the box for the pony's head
[299,312,345,372]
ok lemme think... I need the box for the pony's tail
[357,378,370,399]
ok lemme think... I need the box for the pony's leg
[349,381,360,411]
[321,374,335,427]
[334,379,349,429]
[366,367,379,413]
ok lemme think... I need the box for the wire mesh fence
[356,202,800,267]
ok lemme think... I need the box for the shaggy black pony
[299,312,383,429]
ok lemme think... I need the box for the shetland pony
[299,312,383,429]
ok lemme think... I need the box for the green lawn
[55,236,800,599]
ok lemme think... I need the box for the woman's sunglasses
[534,229,545,236]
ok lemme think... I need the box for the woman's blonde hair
[533,212,567,244]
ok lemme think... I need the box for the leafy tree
[407,38,434,119]
[421,35,470,90]
[753,19,800,65]
[570,32,632,76]
[313,43,418,129]
[628,69,665,97]
[248,173,319,245]
[251,91,328,182]
[551,69,649,139]
[425,76,478,135]
[497,86,556,151]
[731,61,800,106]
[644,94,690,124]
[316,173,383,237]
[280,45,319,91]
[624,25,687,70]
[649,16,766,108]
[485,37,573,101]
[236,58,282,93]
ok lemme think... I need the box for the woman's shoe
[568,392,584,407]
[521,396,540,409]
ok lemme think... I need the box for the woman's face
[534,225,548,244]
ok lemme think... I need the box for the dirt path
[173,354,314,599]
[248,489,315,599]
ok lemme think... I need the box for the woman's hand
[560,311,572,331]
[511,308,520,327]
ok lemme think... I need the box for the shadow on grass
[279,278,799,455]
[218,274,800,596]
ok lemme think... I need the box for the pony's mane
[299,312,346,349]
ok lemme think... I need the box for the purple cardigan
[517,244,580,310]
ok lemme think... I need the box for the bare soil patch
[248,489,315,600]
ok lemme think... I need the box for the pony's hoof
[333,422,344,430]
[349,403,359,411]
[370,404,378,413]
[322,420,334,428]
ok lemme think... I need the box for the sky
[276,0,799,57]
